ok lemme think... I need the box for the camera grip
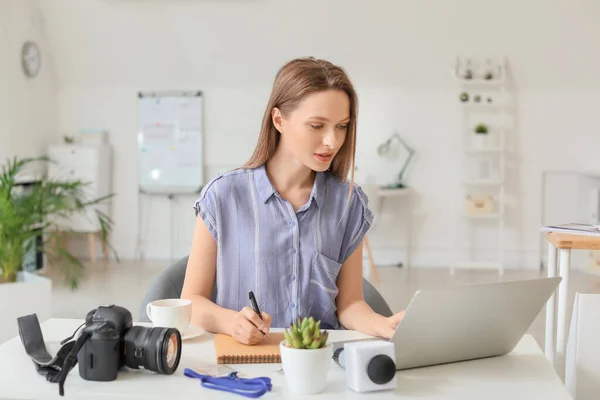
[78,326,120,382]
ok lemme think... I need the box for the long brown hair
[243,57,358,185]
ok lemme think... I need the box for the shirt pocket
[307,251,342,328]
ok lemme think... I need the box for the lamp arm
[397,151,415,182]
[391,133,415,154]
[390,133,415,182]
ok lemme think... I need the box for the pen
[249,291,263,320]
[249,291,266,336]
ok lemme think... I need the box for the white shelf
[462,179,503,186]
[463,103,504,112]
[452,55,511,277]
[458,79,507,88]
[464,213,503,219]
[465,147,504,154]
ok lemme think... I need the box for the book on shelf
[540,223,600,237]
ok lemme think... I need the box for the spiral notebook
[213,332,285,364]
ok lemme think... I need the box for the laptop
[389,277,561,370]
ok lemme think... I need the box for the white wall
[0,5,8,156]
[36,0,600,268]
[0,0,57,164]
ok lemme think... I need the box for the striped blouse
[193,164,373,329]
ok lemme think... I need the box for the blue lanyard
[183,368,273,398]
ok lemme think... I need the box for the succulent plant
[283,316,329,349]
[474,123,489,134]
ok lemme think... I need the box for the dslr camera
[18,304,182,396]
[78,304,182,380]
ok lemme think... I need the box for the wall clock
[21,41,41,78]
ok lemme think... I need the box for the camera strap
[184,368,273,398]
[56,325,98,396]
[17,313,77,382]
[16,313,99,397]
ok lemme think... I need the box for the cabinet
[47,144,112,262]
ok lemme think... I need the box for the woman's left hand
[376,310,406,339]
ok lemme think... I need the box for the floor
[47,259,600,351]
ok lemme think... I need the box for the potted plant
[472,123,489,149]
[0,156,116,341]
[280,316,333,394]
[0,156,116,287]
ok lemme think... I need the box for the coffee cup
[146,298,192,333]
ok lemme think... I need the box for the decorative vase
[280,341,333,394]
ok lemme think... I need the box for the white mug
[146,298,191,333]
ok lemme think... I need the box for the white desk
[0,318,572,400]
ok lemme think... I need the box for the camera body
[77,304,182,382]
[77,305,132,381]
[343,341,397,393]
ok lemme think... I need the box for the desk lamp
[377,132,415,189]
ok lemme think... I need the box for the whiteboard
[137,91,204,195]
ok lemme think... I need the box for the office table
[0,318,572,399]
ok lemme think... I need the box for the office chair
[140,255,393,323]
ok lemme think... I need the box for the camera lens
[164,331,179,370]
[124,326,182,374]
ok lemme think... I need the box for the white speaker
[343,340,397,392]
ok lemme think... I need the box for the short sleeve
[340,184,374,263]
[193,178,220,241]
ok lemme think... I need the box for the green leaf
[320,331,329,348]
[284,329,293,345]
[313,320,321,336]
[290,323,302,346]
[301,316,309,332]
[302,330,313,347]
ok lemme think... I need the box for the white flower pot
[0,271,52,344]
[280,340,334,394]
[472,134,489,149]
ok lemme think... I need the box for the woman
[181,57,405,345]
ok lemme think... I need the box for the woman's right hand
[230,306,273,345]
